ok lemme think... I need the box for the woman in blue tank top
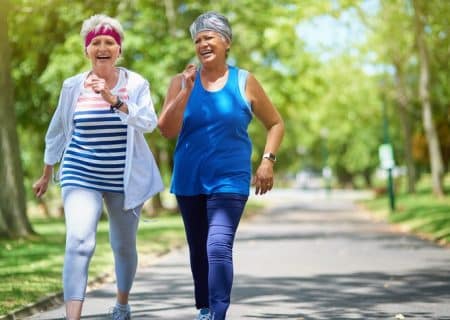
[159,11,284,320]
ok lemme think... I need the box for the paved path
[26,189,450,319]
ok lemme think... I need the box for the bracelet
[110,96,124,112]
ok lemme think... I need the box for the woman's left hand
[252,160,274,195]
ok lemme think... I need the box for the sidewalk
[26,189,450,319]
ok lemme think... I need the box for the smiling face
[194,30,230,65]
[85,35,120,69]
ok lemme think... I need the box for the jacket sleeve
[43,87,67,165]
[117,80,158,133]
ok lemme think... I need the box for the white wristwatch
[262,152,277,163]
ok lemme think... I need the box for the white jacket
[44,67,164,210]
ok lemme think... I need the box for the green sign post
[380,93,396,212]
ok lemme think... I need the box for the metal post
[382,96,396,212]
[387,168,396,211]
[320,128,331,194]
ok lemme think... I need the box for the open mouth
[97,56,111,60]
[200,50,213,57]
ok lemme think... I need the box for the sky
[296,0,380,62]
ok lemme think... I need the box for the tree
[413,0,445,196]
[9,0,448,202]
[357,0,419,193]
[0,0,34,238]
[393,61,417,193]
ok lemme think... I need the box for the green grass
[0,213,185,316]
[363,175,450,244]
[0,201,264,316]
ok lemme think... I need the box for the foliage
[7,0,449,214]
[362,174,450,244]
[0,0,33,237]
[0,214,185,315]
[361,0,449,180]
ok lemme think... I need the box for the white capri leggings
[61,187,141,301]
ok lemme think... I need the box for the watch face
[263,152,276,162]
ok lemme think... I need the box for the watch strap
[110,96,124,112]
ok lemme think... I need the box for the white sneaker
[196,308,211,320]
[111,305,131,320]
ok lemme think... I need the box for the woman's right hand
[158,64,197,138]
[181,64,197,91]
[32,165,53,198]
[32,176,50,198]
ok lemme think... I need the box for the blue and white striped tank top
[60,70,128,193]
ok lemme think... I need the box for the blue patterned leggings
[176,193,248,320]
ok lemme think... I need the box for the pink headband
[85,26,122,48]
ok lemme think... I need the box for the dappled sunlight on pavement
[25,189,450,319]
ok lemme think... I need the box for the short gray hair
[189,11,232,43]
[80,14,124,43]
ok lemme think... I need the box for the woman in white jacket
[32,14,163,320]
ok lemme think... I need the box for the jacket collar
[63,67,131,88]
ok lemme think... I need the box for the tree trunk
[163,0,177,37]
[151,143,165,213]
[413,0,445,196]
[37,197,51,218]
[393,62,416,193]
[147,136,165,215]
[0,0,35,238]
[362,169,373,188]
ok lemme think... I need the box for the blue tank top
[171,65,253,196]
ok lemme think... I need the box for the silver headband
[189,11,232,42]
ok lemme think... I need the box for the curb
[0,250,175,320]
[0,292,64,320]
[0,273,113,320]
[356,202,450,248]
